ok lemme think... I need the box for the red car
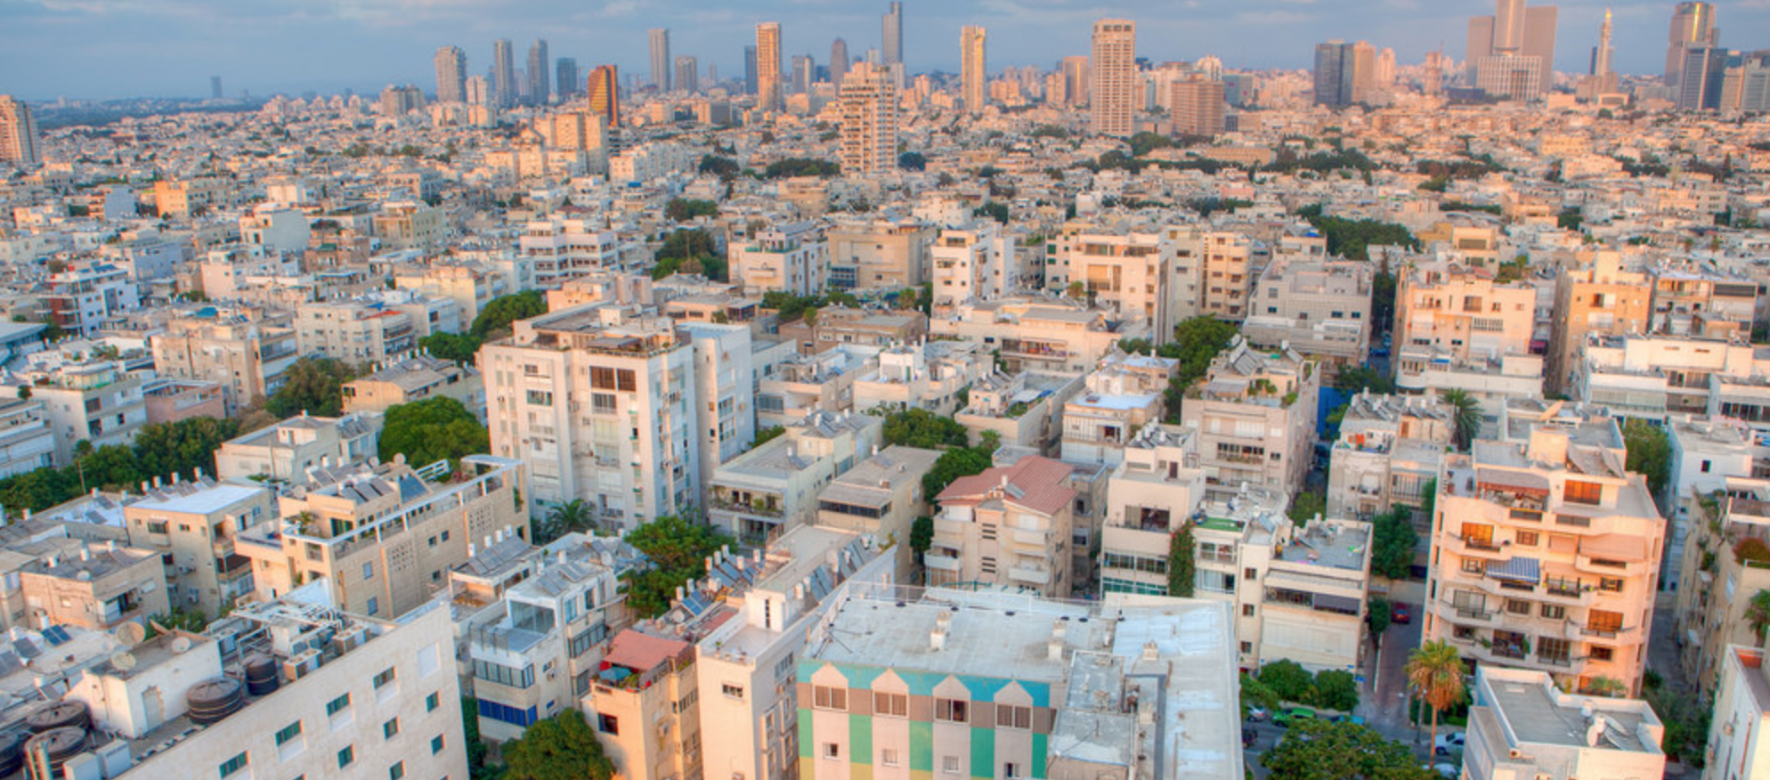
[1391,602,1412,624]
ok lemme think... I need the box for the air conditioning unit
[282,648,321,680]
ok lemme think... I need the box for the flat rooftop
[1481,671,1661,754]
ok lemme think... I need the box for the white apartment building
[1242,258,1373,363]
[1181,337,1319,501]
[45,262,141,336]
[707,412,881,544]
[1327,392,1453,524]
[520,219,650,287]
[2,360,146,467]
[732,222,830,297]
[294,298,418,365]
[929,221,1019,313]
[1463,667,1667,780]
[0,396,55,478]
[1710,645,1770,780]
[678,321,758,495]
[926,454,1078,596]
[931,296,1145,374]
[239,206,311,255]
[481,304,702,530]
[1395,351,1545,438]
[151,311,300,414]
[1060,351,1175,467]
[1576,332,1763,422]
[213,411,383,484]
[852,340,990,416]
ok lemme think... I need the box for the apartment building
[480,305,702,529]
[141,378,226,424]
[519,219,650,286]
[1060,351,1175,466]
[213,411,383,484]
[1664,416,1767,591]
[1546,252,1651,396]
[1425,401,1664,696]
[16,540,168,631]
[1181,337,1319,501]
[707,411,882,544]
[954,370,1085,453]
[151,313,299,413]
[45,262,141,336]
[732,222,829,296]
[1171,228,1256,322]
[152,176,233,217]
[931,296,1143,374]
[1673,480,1770,693]
[1327,392,1453,525]
[796,589,1243,780]
[373,200,447,251]
[1046,225,1181,344]
[2,359,146,467]
[826,217,934,290]
[458,533,635,740]
[852,341,989,416]
[814,445,942,581]
[1709,646,1770,780]
[930,221,1020,313]
[926,454,1076,596]
[1462,667,1667,780]
[1395,351,1545,438]
[294,298,418,365]
[1241,258,1373,364]
[1098,423,1206,596]
[238,456,527,619]
[1576,332,1761,422]
[584,630,703,780]
[679,321,759,494]
[1395,260,1536,365]
[756,349,863,429]
[0,396,54,477]
[120,476,276,617]
[1648,263,1760,338]
[61,583,466,780]
[394,264,509,323]
[778,306,926,355]
[342,355,485,419]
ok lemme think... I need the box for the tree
[471,290,547,338]
[752,426,786,449]
[1371,506,1419,580]
[1440,388,1482,450]
[1240,672,1281,715]
[923,446,993,498]
[378,397,490,473]
[699,155,740,177]
[974,202,1009,224]
[654,228,726,281]
[502,709,616,780]
[541,499,595,543]
[266,357,355,418]
[764,158,841,178]
[1623,417,1671,497]
[132,417,239,483]
[1313,669,1360,712]
[1167,523,1196,597]
[898,151,927,171]
[1334,365,1393,395]
[1289,490,1326,527]
[1367,595,1392,643]
[620,514,731,618]
[911,515,934,567]
[1257,660,1315,703]
[421,331,484,364]
[1749,589,1770,640]
[1406,639,1467,752]
[882,408,970,449]
[664,198,719,222]
[461,697,493,779]
[1262,720,1435,780]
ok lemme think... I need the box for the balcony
[925,552,962,572]
[709,495,785,519]
[1443,535,1509,559]
[1008,564,1052,586]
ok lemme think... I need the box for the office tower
[587,65,621,129]
[830,38,850,88]
[675,56,699,94]
[744,45,759,95]
[465,75,491,106]
[1677,45,1728,109]
[527,38,550,104]
[709,64,718,85]
[1352,40,1377,101]
[838,62,898,176]
[1742,51,1770,112]
[434,45,467,103]
[757,23,782,111]
[379,84,427,117]
[883,1,903,66]
[1591,8,1613,76]
[492,38,517,108]
[1170,76,1225,136]
[1424,50,1445,95]
[0,95,41,167]
[791,54,814,95]
[1466,16,1496,83]
[1666,2,1718,86]
[209,75,222,99]
[1313,40,1357,107]
[1376,47,1397,86]
[1522,6,1557,89]
[1089,19,1135,136]
[556,57,579,99]
[1493,0,1527,53]
[649,28,671,90]
[1466,0,1555,100]
[961,26,987,112]
[1061,55,1090,106]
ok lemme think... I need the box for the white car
[1432,763,1458,778]
[1434,732,1466,755]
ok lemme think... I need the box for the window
[598,713,619,735]
[219,752,248,778]
[374,667,397,689]
[431,735,445,755]
[722,683,745,699]
[1590,646,1614,661]
[363,562,374,580]
[996,705,1032,730]
[943,756,962,774]
[383,717,400,739]
[1240,641,1253,654]
[337,746,355,769]
[1461,558,1487,575]
[327,694,351,717]
[1515,531,1539,547]
[1702,460,1712,473]
[1563,480,1602,506]
[1541,604,1565,620]
[526,389,553,407]
[389,762,405,780]
[1587,610,1623,635]
[1005,762,1021,779]
[873,692,907,717]
[812,685,847,711]
[1598,577,1624,593]
[426,692,440,712]
[935,698,968,723]
[823,743,840,760]
[276,721,302,746]
[1242,604,1255,617]
[881,749,901,767]
[366,597,379,615]
[1506,599,1531,615]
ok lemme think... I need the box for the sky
[2,0,1767,101]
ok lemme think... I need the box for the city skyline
[5,1,1764,100]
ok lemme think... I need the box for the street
[1362,582,1430,751]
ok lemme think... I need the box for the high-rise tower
[527,39,550,104]
[1466,0,1556,100]
[1089,19,1135,137]
[961,26,987,113]
[1591,8,1613,76]
[650,29,672,91]
[744,46,759,95]
[882,2,903,66]
[587,65,621,129]
[831,38,851,89]
[675,56,700,94]
[838,63,898,176]
[492,39,518,108]
[1313,40,1357,107]
[556,58,579,99]
[1060,56,1089,106]
[757,23,783,111]
[434,46,467,103]
[0,96,42,167]
[1666,2,1718,86]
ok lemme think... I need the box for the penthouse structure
[1327,392,1454,525]
[927,455,1076,596]
[931,297,1143,374]
[732,222,830,297]
[213,412,383,484]
[1181,337,1319,501]
[1461,667,1667,780]
[1241,258,1373,364]
[707,412,882,544]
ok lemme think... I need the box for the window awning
[1476,468,1551,496]
[1312,593,1362,614]
[1487,556,1541,584]
[1578,534,1645,561]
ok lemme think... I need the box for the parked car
[1273,707,1317,727]
[1391,602,1413,624]
[1432,763,1458,778]
[1435,731,1466,755]
[1247,705,1269,722]
[1330,714,1366,725]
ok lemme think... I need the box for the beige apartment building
[374,200,447,250]
[1425,401,1664,696]
[927,454,1076,596]
[1181,337,1319,501]
[17,541,168,631]
[930,221,1020,313]
[827,217,934,291]
[1047,224,1181,344]
[1709,645,1770,780]
[342,355,484,419]
[1648,263,1760,338]
[294,298,418,365]
[853,341,989,416]
[777,305,926,355]
[732,221,829,296]
[1242,258,1373,364]
[394,264,508,324]
[1673,480,1770,694]
[1060,351,1175,466]
[121,477,276,618]
[213,411,383,483]
[1462,667,1667,780]
[2,359,147,467]
[152,176,233,217]
[151,313,299,413]
[707,411,881,544]
[954,370,1085,453]
[584,630,703,780]
[1394,260,1536,365]
[1575,332,1761,421]
[1546,251,1651,396]
[1098,423,1207,597]
[814,445,942,581]
[931,296,1143,374]
[1327,392,1453,525]
[1171,228,1256,322]
[237,455,527,618]
[0,396,54,478]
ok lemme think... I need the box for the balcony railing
[709,497,785,519]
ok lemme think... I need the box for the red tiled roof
[936,456,1076,516]
[604,630,692,672]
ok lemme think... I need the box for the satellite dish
[110,652,136,672]
[170,637,192,654]
[115,623,146,647]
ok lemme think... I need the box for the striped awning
[1487,556,1541,585]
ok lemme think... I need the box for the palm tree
[1748,589,1770,640]
[544,499,594,542]
[1406,639,1468,751]
[1441,388,1482,451]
